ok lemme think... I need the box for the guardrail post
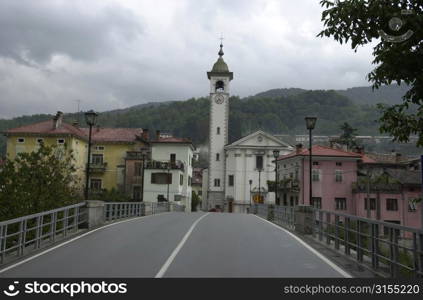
[334,215,340,250]
[294,205,313,235]
[389,227,399,277]
[418,233,423,278]
[85,201,105,229]
[371,223,379,270]
[344,217,350,255]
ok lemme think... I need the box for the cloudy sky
[0,0,376,119]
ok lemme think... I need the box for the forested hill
[0,85,407,156]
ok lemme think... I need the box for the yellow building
[4,111,149,197]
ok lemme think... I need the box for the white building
[224,131,292,213]
[202,44,293,212]
[143,137,194,212]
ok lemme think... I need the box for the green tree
[191,191,200,212]
[0,144,82,221]
[339,122,359,149]
[319,0,423,146]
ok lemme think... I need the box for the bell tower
[206,43,233,210]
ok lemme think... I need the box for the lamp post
[273,149,280,205]
[84,110,98,200]
[167,162,170,202]
[258,168,262,203]
[305,117,317,206]
[249,179,253,212]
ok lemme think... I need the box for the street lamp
[258,168,263,203]
[273,149,280,205]
[249,179,253,212]
[84,110,98,200]
[305,116,317,206]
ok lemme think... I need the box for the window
[386,198,398,211]
[133,186,142,201]
[335,198,347,210]
[312,169,320,181]
[170,154,176,164]
[313,161,319,166]
[94,146,105,151]
[228,175,234,186]
[290,196,294,206]
[151,173,172,184]
[217,127,220,135]
[336,162,342,166]
[91,154,103,165]
[180,174,183,185]
[90,179,102,190]
[294,169,299,180]
[364,198,376,210]
[214,178,220,187]
[188,176,192,186]
[57,139,65,144]
[216,153,220,161]
[289,172,293,179]
[36,138,44,144]
[383,221,401,235]
[134,162,142,176]
[295,196,299,206]
[17,138,25,143]
[335,170,343,182]
[256,155,263,170]
[198,190,202,196]
[408,199,417,212]
[283,194,287,206]
[311,197,322,209]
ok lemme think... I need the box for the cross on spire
[218,33,224,57]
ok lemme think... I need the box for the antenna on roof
[74,99,82,125]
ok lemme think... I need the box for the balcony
[275,179,300,193]
[88,162,107,173]
[126,151,146,160]
[352,182,401,193]
[145,160,185,171]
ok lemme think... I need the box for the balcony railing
[125,151,146,160]
[145,160,185,171]
[88,162,107,173]
[352,182,402,193]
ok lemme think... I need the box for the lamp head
[305,116,317,130]
[273,149,280,159]
[85,110,98,126]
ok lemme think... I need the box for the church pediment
[225,130,293,149]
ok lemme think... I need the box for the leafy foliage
[191,191,200,212]
[319,0,423,146]
[0,144,82,221]
[338,122,359,149]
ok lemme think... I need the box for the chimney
[295,143,303,154]
[52,111,63,129]
[142,128,149,140]
[354,146,364,154]
[156,130,161,140]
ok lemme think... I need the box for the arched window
[217,127,220,135]
[215,80,224,92]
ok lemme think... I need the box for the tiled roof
[5,120,143,143]
[277,145,363,161]
[5,120,87,138]
[81,128,142,143]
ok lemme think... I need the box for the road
[0,212,349,277]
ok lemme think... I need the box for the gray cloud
[0,0,375,119]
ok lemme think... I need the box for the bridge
[0,202,421,278]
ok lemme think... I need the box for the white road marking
[252,214,352,278]
[0,212,171,274]
[155,212,210,278]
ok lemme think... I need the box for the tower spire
[218,34,224,57]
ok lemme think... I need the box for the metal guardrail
[0,202,87,265]
[252,203,423,277]
[314,209,423,278]
[104,202,171,222]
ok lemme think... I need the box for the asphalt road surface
[0,212,349,278]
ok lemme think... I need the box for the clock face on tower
[214,94,224,104]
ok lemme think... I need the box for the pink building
[276,145,422,230]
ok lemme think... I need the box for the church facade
[202,44,293,212]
